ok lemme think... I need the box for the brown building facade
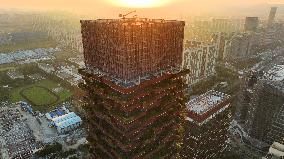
[79,18,188,158]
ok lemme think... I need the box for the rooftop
[52,112,82,130]
[264,65,284,82]
[268,142,284,158]
[263,65,284,93]
[83,18,184,25]
[186,90,231,125]
[187,90,229,115]
[184,40,217,50]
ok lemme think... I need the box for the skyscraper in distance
[244,17,259,32]
[268,7,277,26]
[79,18,189,158]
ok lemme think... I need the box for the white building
[183,40,218,85]
[37,63,55,74]
[263,142,284,159]
[6,69,24,79]
[51,112,82,134]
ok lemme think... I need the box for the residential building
[246,65,284,144]
[268,7,278,27]
[224,32,261,59]
[183,40,218,85]
[244,17,259,32]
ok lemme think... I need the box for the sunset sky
[0,0,283,18]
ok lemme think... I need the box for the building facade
[246,65,284,144]
[183,40,218,85]
[244,17,259,32]
[268,7,278,27]
[79,18,188,158]
[182,90,232,159]
[224,32,261,59]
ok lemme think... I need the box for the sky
[0,0,283,18]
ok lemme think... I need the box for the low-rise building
[38,63,55,74]
[51,112,82,134]
[263,142,284,159]
[6,69,24,79]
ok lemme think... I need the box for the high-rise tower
[79,18,188,158]
[247,65,284,144]
[268,7,277,26]
[244,17,259,32]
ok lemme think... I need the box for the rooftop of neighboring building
[264,65,284,82]
[265,142,284,158]
[186,90,230,115]
[186,90,231,125]
[263,65,284,93]
[184,40,217,50]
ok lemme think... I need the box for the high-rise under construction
[79,18,189,158]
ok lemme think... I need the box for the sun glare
[108,0,172,8]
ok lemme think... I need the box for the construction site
[182,90,232,159]
[79,17,189,158]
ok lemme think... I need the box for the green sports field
[21,86,59,106]
[11,80,72,112]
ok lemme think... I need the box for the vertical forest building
[79,18,189,158]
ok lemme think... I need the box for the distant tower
[244,17,259,32]
[268,7,277,26]
[79,18,189,158]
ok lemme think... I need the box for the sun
[108,0,172,8]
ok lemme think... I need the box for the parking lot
[0,102,87,158]
[0,107,43,159]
